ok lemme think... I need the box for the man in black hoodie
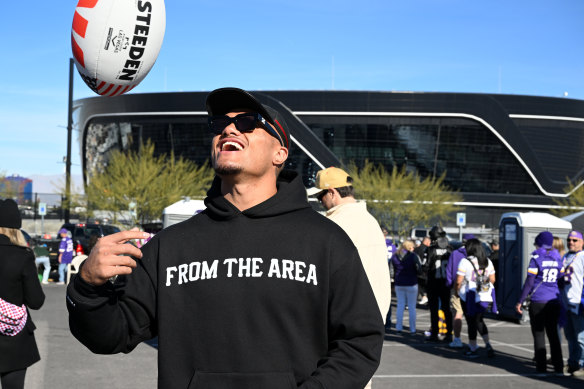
[66,87,384,388]
[424,226,453,342]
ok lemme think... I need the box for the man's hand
[515,303,523,315]
[79,229,151,286]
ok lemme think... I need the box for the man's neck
[332,196,356,208]
[220,174,278,211]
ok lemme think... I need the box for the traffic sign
[38,202,47,216]
[456,212,466,227]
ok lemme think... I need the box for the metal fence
[2,192,87,220]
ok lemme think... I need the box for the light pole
[65,58,74,223]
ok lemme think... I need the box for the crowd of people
[1,87,583,387]
[384,227,584,377]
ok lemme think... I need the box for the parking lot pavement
[25,285,582,388]
[26,283,157,389]
[375,308,583,389]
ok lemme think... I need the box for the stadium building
[73,91,584,230]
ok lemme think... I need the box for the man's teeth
[222,141,243,151]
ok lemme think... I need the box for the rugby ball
[71,0,166,96]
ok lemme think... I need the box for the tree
[552,178,584,217]
[348,161,463,237]
[85,141,215,225]
[52,177,88,220]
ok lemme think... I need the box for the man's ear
[273,146,288,166]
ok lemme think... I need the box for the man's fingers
[81,229,150,286]
[104,263,135,279]
[113,230,150,244]
[102,255,138,269]
[107,243,143,258]
[101,230,150,244]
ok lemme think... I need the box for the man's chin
[215,166,243,176]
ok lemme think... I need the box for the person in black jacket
[414,236,430,305]
[66,87,384,389]
[0,199,45,389]
[425,226,453,342]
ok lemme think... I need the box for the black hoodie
[67,171,384,389]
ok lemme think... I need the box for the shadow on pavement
[384,329,582,389]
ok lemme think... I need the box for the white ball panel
[71,0,166,96]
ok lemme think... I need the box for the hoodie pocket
[188,370,297,389]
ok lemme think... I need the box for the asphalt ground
[25,283,157,388]
[24,284,583,388]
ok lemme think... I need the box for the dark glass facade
[85,114,540,197]
[74,90,584,229]
[300,115,540,195]
[512,117,584,185]
[85,115,213,174]
[84,115,322,188]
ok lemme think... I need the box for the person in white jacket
[561,230,584,376]
[309,167,391,389]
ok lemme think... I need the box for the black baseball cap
[205,87,290,148]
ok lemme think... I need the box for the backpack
[469,259,491,295]
[0,297,28,336]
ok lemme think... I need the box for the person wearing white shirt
[455,239,496,358]
[560,230,584,376]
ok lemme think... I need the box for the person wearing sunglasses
[560,230,584,377]
[307,166,391,389]
[66,87,384,389]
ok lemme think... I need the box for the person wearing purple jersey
[383,231,397,264]
[560,230,584,377]
[516,231,564,375]
[57,228,74,285]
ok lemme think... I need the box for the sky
[1,0,583,185]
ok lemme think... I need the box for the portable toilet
[497,212,572,320]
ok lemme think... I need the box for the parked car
[33,223,121,282]
[59,222,121,255]
[21,229,32,246]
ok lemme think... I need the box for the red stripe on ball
[76,0,99,8]
[72,11,89,38]
[71,33,85,68]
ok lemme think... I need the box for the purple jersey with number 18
[526,247,562,303]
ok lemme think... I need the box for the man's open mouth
[222,141,243,151]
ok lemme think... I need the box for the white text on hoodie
[165,258,318,286]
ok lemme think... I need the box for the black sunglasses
[316,190,328,202]
[208,112,281,139]
[567,238,580,242]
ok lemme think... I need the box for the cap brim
[306,187,324,197]
[206,88,274,124]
